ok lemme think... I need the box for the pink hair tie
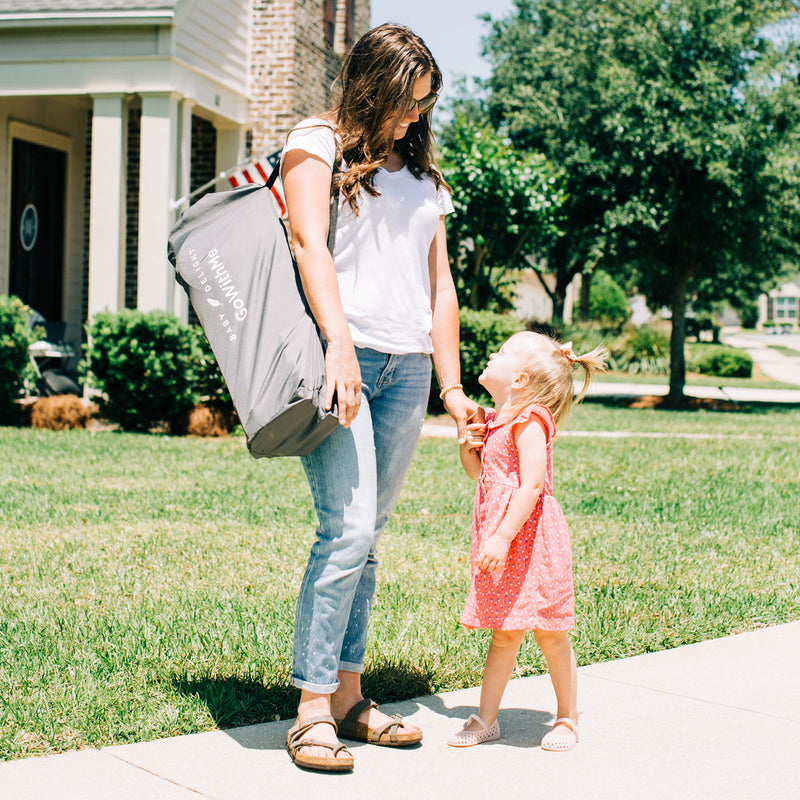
[560,341,578,363]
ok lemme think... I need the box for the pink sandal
[541,717,579,751]
[447,714,500,747]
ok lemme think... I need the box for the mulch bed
[625,394,742,412]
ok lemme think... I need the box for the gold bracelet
[438,383,463,400]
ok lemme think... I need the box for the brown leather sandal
[335,698,422,746]
[286,715,354,772]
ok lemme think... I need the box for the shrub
[435,308,524,410]
[31,395,93,430]
[736,301,759,330]
[588,270,631,332]
[82,310,198,432]
[690,344,753,378]
[611,324,670,375]
[0,295,40,418]
[190,327,233,408]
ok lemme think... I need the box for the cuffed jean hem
[338,661,364,674]
[290,675,341,695]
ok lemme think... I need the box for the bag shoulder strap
[272,121,340,257]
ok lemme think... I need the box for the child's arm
[476,419,547,572]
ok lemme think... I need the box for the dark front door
[9,138,66,322]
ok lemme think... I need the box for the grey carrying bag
[167,160,339,458]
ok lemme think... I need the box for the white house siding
[0,96,89,352]
[0,25,167,62]
[173,0,251,91]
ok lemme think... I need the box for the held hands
[324,339,362,427]
[443,390,482,444]
[476,534,511,573]
[461,418,486,455]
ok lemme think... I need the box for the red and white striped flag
[228,150,286,217]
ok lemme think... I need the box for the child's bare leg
[464,629,526,731]
[533,629,578,727]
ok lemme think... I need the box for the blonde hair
[506,332,608,424]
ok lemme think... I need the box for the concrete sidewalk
[721,331,800,386]
[2,622,798,799]
[582,380,800,404]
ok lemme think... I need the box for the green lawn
[768,344,800,358]
[1,402,798,760]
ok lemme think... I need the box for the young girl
[447,331,606,752]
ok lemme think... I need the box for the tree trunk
[579,269,592,322]
[551,265,574,326]
[551,293,565,326]
[668,274,689,401]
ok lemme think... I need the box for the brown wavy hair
[324,23,449,214]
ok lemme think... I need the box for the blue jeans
[292,348,432,693]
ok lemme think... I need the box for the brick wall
[250,0,297,154]
[249,0,371,156]
[81,109,91,335]
[190,115,217,194]
[125,107,141,309]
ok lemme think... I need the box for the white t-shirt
[282,118,455,355]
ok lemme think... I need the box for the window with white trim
[775,296,798,320]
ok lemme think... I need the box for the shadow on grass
[174,675,298,729]
[174,658,436,731]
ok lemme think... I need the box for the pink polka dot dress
[460,403,575,632]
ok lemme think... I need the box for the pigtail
[569,346,609,403]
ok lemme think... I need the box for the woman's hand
[443,389,481,443]
[324,338,361,428]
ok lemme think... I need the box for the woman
[281,23,476,772]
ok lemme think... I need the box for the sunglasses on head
[405,92,438,114]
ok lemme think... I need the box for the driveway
[721,330,800,385]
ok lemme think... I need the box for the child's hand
[476,535,510,572]
[461,420,486,453]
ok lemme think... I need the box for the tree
[484,0,800,399]
[588,269,632,332]
[437,98,566,311]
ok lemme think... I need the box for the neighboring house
[0,0,369,358]
[758,278,800,330]
[514,270,581,325]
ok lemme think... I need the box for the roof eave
[0,11,175,29]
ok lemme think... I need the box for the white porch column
[215,125,248,189]
[138,92,180,312]
[88,94,127,320]
[172,98,195,321]
[334,0,347,56]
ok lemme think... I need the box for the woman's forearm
[293,241,352,347]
